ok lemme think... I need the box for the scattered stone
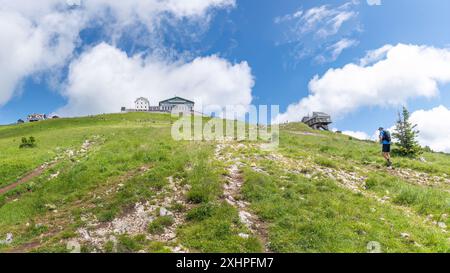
[239,233,250,239]
[437,222,447,229]
[239,211,253,228]
[0,233,13,245]
[237,144,246,149]
[66,240,81,253]
[49,171,60,180]
[45,204,57,211]
[170,245,188,253]
[159,207,173,217]
[75,169,191,252]
[414,242,423,248]
[400,233,410,239]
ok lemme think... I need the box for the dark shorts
[382,144,391,153]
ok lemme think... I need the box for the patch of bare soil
[7,241,41,253]
[0,162,57,195]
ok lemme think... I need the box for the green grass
[280,127,450,176]
[178,148,263,253]
[0,113,264,252]
[148,216,175,234]
[0,114,449,253]
[241,168,449,253]
[0,113,188,250]
[179,202,263,253]
[365,172,450,217]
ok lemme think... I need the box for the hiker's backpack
[382,130,391,142]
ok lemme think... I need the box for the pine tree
[392,106,422,157]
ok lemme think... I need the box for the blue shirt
[380,131,391,145]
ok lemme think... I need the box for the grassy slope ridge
[0,113,448,253]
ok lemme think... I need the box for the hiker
[378,127,392,167]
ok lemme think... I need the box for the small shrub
[116,235,141,253]
[314,157,336,168]
[19,136,37,148]
[148,216,174,234]
[170,202,185,213]
[187,187,211,204]
[186,204,215,221]
[97,209,118,222]
[104,241,116,253]
[394,187,420,206]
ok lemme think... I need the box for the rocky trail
[387,167,450,191]
[260,147,449,234]
[75,174,191,253]
[2,135,448,253]
[215,142,272,252]
[215,141,448,237]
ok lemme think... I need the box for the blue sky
[1,0,450,151]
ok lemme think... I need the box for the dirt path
[286,130,325,137]
[215,142,272,252]
[0,138,98,196]
[0,162,57,195]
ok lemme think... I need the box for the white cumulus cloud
[0,7,85,106]
[409,106,450,153]
[276,44,450,122]
[342,130,371,140]
[56,43,254,117]
[0,0,236,107]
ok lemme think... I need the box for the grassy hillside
[0,113,448,253]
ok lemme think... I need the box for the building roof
[135,97,150,103]
[312,112,330,117]
[159,96,195,105]
[302,112,332,124]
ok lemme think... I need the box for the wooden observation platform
[302,112,332,131]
